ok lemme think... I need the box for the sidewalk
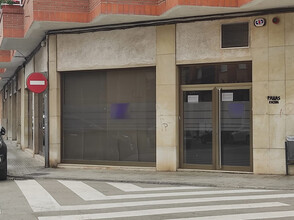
[7,140,294,190]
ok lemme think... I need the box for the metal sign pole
[44,88,49,168]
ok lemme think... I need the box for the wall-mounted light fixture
[41,40,46,47]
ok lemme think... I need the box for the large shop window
[62,68,156,165]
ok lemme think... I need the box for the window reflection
[180,62,252,85]
[62,68,156,164]
[221,90,250,166]
[183,91,213,165]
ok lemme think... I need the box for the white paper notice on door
[222,93,233,102]
[188,95,199,103]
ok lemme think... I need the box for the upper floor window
[221,22,249,48]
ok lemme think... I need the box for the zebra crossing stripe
[17,179,293,214]
[38,202,288,220]
[15,180,61,212]
[167,210,294,220]
[107,182,143,191]
[107,182,206,192]
[56,193,294,212]
[68,188,274,201]
[58,180,106,200]
[58,180,273,201]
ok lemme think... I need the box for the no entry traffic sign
[26,72,48,93]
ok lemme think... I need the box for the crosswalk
[14,179,294,220]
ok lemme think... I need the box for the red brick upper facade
[0,50,15,73]
[0,0,253,41]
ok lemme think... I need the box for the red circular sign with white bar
[26,72,48,93]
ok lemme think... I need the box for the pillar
[20,68,29,149]
[11,91,17,140]
[156,25,179,171]
[48,35,61,167]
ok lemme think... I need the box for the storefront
[180,62,252,171]
[42,14,290,174]
[1,0,294,175]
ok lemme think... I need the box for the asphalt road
[4,140,294,219]
[1,179,294,220]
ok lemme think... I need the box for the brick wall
[101,0,158,4]
[0,50,14,63]
[238,0,253,7]
[34,0,89,13]
[33,0,89,22]
[0,0,254,41]
[89,0,101,11]
[23,0,33,34]
[1,5,24,38]
[32,0,254,22]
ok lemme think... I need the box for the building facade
[1,0,294,174]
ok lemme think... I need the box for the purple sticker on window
[111,103,129,119]
[228,103,244,118]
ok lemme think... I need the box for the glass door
[181,87,251,171]
[219,89,251,170]
[182,90,214,169]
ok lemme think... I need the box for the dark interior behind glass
[180,62,252,85]
[62,68,156,165]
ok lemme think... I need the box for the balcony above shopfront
[0,0,293,88]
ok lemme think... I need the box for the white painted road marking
[168,210,294,220]
[107,182,205,192]
[70,188,274,201]
[30,80,45,85]
[38,202,288,220]
[16,180,280,213]
[58,180,106,200]
[15,180,61,212]
[56,192,294,212]
[16,179,294,220]
[15,184,294,213]
[58,180,273,201]
[50,193,294,212]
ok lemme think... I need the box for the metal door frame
[180,83,252,172]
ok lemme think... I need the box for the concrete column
[20,68,29,149]
[11,92,17,140]
[2,96,8,139]
[156,25,178,171]
[48,35,61,167]
[16,90,21,144]
[8,87,12,140]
